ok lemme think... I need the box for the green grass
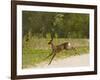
[22,38,89,68]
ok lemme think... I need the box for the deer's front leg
[43,50,54,61]
[44,53,53,60]
[48,53,56,65]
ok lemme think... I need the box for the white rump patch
[68,42,71,47]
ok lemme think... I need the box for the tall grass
[22,37,89,68]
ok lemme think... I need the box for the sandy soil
[36,54,90,68]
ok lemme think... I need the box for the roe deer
[46,38,78,65]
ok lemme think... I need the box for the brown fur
[46,38,78,65]
[47,39,71,65]
[48,39,71,53]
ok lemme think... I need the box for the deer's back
[55,42,70,52]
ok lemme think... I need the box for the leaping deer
[46,38,78,65]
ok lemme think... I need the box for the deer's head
[48,38,53,45]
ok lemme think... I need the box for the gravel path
[36,54,89,68]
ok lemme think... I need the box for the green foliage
[46,33,51,39]
[22,11,89,68]
[22,11,89,39]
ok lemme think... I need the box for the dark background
[22,11,89,39]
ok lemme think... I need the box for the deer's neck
[50,43,55,50]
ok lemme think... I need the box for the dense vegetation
[22,11,89,39]
[22,11,89,68]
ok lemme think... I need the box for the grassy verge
[22,38,89,68]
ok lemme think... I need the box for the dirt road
[36,54,89,68]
